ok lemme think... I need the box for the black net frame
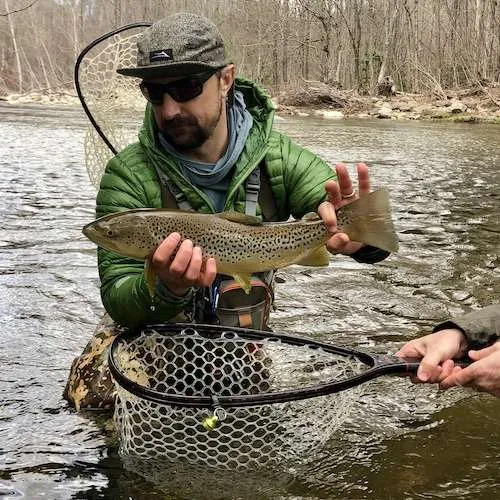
[108,323,419,408]
[74,22,152,156]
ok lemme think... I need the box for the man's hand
[395,328,468,383]
[439,342,500,397]
[152,232,217,296]
[318,162,371,255]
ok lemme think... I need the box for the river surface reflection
[0,103,499,499]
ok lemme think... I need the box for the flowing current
[0,103,499,499]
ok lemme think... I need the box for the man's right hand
[152,232,217,296]
[395,328,468,383]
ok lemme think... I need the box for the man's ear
[220,64,235,103]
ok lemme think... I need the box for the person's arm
[434,304,500,397]
[95,148,195,328]
[433,304,500,349]
[395,305,500,384]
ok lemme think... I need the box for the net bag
[108,323,365,471]
[75,23,150,188]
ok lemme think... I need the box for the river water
[0,103,499,500]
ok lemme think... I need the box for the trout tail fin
[338,189,399,253]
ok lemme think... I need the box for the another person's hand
[439,342,500,397]
[152,232,217,296]
[318,162,370,255]
[395,328,468,383]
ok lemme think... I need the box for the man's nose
[158,92,182,119]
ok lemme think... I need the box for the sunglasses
[139,70,218,105]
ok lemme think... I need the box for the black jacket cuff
[350,245,390,264]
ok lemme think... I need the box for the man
[64,12,390,410]
[96,12,389,327]
[396,304,500,397]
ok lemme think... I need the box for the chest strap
[155,167,193,211]
[244,166,260,216]
[157,162,279,221]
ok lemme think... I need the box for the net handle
[74,22,152,156]
[108,323,414,408]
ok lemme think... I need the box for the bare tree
[0,0,499,97]
[4,0,23,91]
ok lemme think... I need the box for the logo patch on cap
[150,49,174,63]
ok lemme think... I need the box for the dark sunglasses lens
[168,79,203,103]
[140,83,163,105]
[140,71,216,105]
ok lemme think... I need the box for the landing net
[75,24,150,188]
[109,323,366,471]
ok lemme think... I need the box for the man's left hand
[318,162,370,255]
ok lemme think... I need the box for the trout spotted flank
[83,189,398,294]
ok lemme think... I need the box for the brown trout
[83,189,398,294]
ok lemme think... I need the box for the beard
[159,98,223,152]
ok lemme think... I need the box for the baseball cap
[117,12,228,79]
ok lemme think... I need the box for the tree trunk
[5,0,23,92]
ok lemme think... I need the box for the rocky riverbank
[2,82,500,124]
[273,82,500,124]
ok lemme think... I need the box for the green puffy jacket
[96,78,336,327]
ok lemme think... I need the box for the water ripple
[1,105,499,499]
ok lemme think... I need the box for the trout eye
[106,229,114,237]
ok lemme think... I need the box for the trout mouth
[82,223,104,245]
[82,222,119,253]
[82,221,148,260]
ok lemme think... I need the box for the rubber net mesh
[77,28,146,188]
[112,327,366,474]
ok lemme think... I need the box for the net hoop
[74,23,151,188]
[74,22,151,156]
[108,323,376,408]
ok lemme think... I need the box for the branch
[475,80,500,107]
[0,0,39,17]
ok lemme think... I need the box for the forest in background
[1,0,499,98]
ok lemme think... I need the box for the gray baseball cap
[117,12,228,79]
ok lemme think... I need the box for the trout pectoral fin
[295,246,331,267]
[338,189,399,253]
[144,257,157,298]
[232,273,253,294]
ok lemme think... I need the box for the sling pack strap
[155,167,193,211]
[157,160,280,221]
[257,163,280,222]
[245,166,260,216]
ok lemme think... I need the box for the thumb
[468,345,497,361]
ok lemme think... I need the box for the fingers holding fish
[318,195,338,233]
[328,162,371,208]
[153,232,182,262]
[178,246,216,289]
[325,231,363,256]
[335,163,357,202]
[354,162,370,195]
[152,236,212,296]
[198,257,217,288]
[317,197,363,255]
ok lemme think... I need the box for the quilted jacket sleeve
[265,131,336,219]
[95,145,190,328]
